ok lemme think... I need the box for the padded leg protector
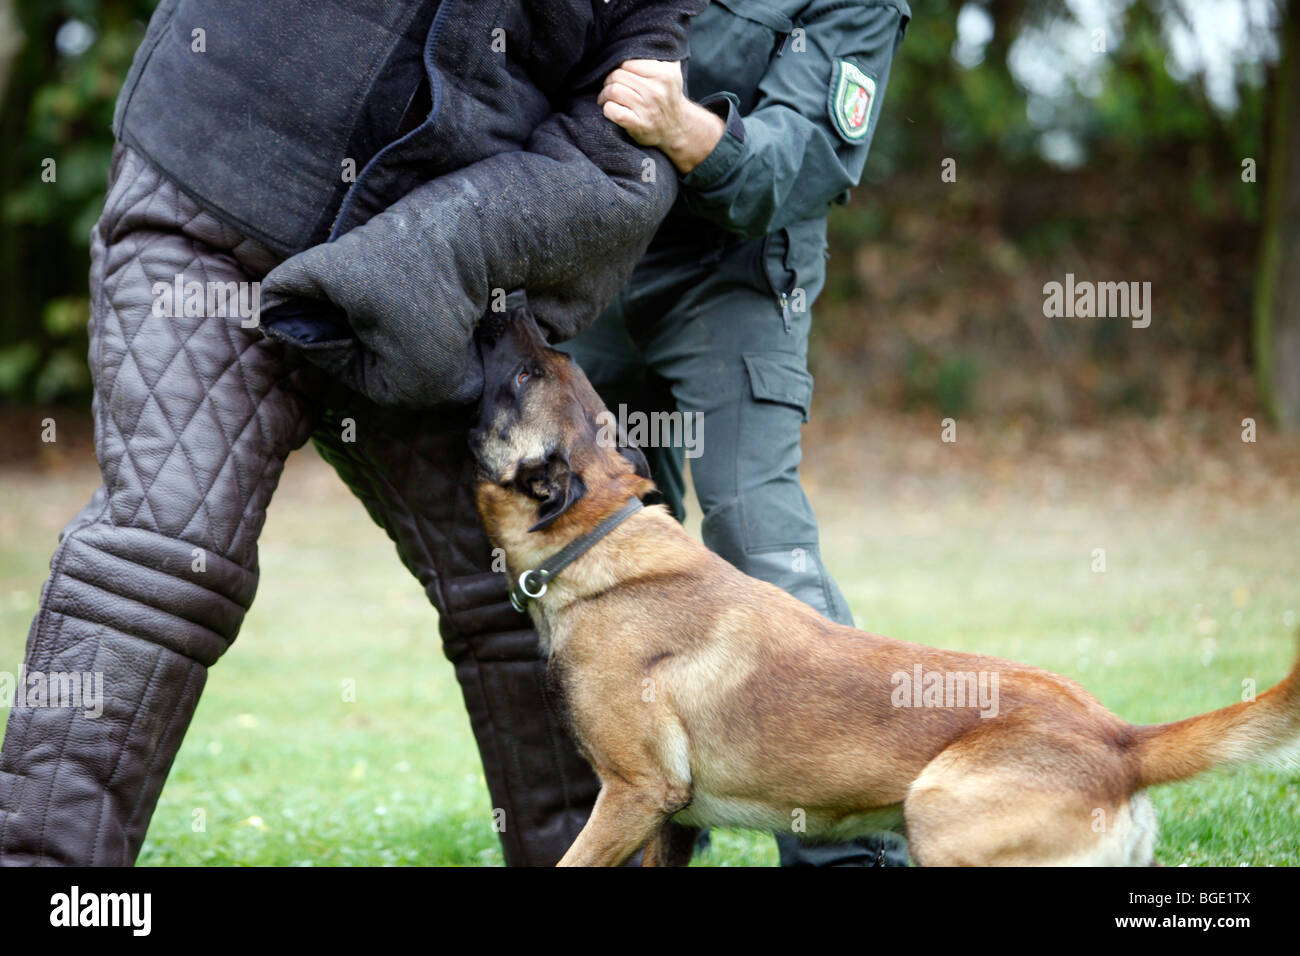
[1,144,313,865]
[0,524,255,864]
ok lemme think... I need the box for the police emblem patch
[828,59,876,143]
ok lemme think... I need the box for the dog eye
[516,368,530,388]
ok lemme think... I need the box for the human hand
[598,59,725,174]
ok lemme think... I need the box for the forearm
[661,100,726,174]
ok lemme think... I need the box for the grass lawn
[1,414,1297,866]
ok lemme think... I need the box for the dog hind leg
[903,746,1146,866]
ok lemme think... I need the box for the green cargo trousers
[560,230,909,867]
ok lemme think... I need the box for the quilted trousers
[0,145,599,866]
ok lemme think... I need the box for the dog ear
[618,443,651,480]
[513,304,552,347]
[526,451,588,532]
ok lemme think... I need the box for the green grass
[1,445,1296,866]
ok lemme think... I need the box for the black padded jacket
[113,0,708,406]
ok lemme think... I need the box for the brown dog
[469,309,1300,866]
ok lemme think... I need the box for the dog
[469,308,1300,866]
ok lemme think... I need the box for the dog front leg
[557,783,667,867]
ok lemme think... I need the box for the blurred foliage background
[0,0,1297,427]
[0,0,156,402]
[814,0,1300,431]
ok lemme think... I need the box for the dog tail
[1130,650,1300,788]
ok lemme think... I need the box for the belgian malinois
[469,308,1300,867]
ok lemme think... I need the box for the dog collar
[509,497,644,613]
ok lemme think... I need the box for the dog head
[469,307,653,538]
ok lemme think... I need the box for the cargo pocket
[734,352,818,556]
[692,1,795,107]
[712,1,795,48]
[744,352,813,422]
[714,0,794,32]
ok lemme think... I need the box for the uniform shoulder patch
[828,58,877,143]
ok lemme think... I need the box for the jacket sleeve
[259,0,707,409]
[261,100,679,407]
[680,0,909,239]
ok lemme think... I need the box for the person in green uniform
[562,0,911,867]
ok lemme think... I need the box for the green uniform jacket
[651,0,910,316]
